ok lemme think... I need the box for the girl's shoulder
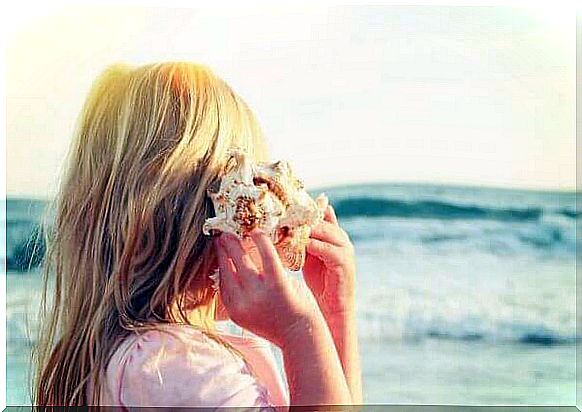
[101,324,274,408]
[113,323,242,366]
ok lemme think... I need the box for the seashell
[203,149,328,271]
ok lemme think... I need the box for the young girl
[33,62,362,408]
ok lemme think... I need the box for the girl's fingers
[305,238,344,265]
[220,234,258,277]
[215,239,241,297]
[324,204,339,225]
[249,229,284,282]
[310,220,348,247]
[215,239,236,276]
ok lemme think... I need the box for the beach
[5,183,577,405]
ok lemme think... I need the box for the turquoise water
[5,184,577,405]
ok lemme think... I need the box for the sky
[5,6,576,198]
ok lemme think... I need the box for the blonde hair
[32,62,268,406]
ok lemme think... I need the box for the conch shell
[203,149,328,271]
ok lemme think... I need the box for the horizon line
[4,180,578,201]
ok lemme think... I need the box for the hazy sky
[6,6,576,198]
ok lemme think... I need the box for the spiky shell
[203,149,328,271]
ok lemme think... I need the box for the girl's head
[34,62,268,406]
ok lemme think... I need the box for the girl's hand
[303,205,357,321]
[214,229,320,348]
[215,227,356,407]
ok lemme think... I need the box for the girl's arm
[322,309,363,405]
[216,230,353,407]
[279,310,354,407]
[303,205,364,404]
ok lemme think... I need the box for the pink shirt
[94,323,289,408]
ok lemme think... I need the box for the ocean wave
[357,311,576,346]
[6,187,576,269]
[6,292,580,347]
[340,216,575,256]
[333,197,543,222]
[5,223,46,272]
[557,209,580,219]
[353,281,576,347]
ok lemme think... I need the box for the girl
[33,62,362,408]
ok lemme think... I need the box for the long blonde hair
[32,62,268,406]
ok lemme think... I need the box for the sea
[4,183,578,405]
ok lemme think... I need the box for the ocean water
[4,183,577,405]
